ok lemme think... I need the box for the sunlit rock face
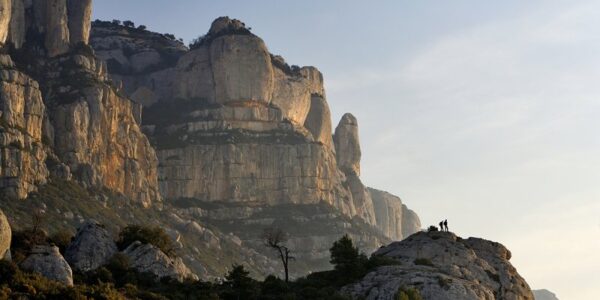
[0,0,161,205]
[0,0,10,44]
[343,231,535,300]
[369,188,422,241]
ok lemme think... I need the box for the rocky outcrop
[343,231,534,300]
[122,241,196,282]
[43,0,71,57]
[0,54,49,199]
[21,245,74,286]
[7,0,24,48]
[533,289,559,300]
[0,208,10,260]
[334,113,361,176]
[369,188,421,241]
[304,94,333,149]
[67,0,92,45]
[65,222,118,272]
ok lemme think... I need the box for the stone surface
[0,55,49,199]
[0,208,10,260]
[122,241,196,281]
[334,113,361,176]
[533,289,559,300]
[65,221,118,272]
[343,231,534,300]
[0,0,11,44]
[210,34,274,105]
[67,0,92,45]
[43,0,70,57]
[369,188,422,241]
[304,94,334,149]
[21,245,74,286]
[7,0,25,48]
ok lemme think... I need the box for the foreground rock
[65,222,118,272]
[20,245,73,286]
[123,241,197,282]
[343,231,534,300]
[533,289,559,300]
[0,209,10,260]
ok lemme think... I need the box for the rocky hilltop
[343,231,534,300]
[0,0,159,205]
[533,289,559,300]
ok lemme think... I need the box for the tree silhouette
[262,227,294,282]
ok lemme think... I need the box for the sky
[94,1,600,299]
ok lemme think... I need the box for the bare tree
[262,227,294,282]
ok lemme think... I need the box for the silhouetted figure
[444,219,448,232]
[439,221,443,232]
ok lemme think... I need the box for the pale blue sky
[94,1,600,298]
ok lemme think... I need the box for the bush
[117,225,176,257]
[414,258,434,267]
[395,288,422,300]
[49,230,74,254]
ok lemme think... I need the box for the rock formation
[65,222,118,272]
[122,241,196,282]
[334,113,361,176]
[0,0,161,205]
[369,188,421,241]
[0,208,10,260]
[533,289,559,300]
[0,0,10,44]
[20,245,74,286]
[342,231,534,300]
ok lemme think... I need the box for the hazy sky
[94,1,600,298]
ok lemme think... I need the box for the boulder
[67,0,92,45]
[334,113,361,175]
[0,209,11,260]
[65,222,118,272]
[122,241,196,281]
[21,245,73,286]
[342,231,534,300]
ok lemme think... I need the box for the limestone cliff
[0,0,160,205]
[369,188,421,241]
[89,17,420,253]
[343,231,534,300]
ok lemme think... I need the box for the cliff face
[369,188,421,241]
[0,0,160,205]
[89,17,420,249]
[343,231,534,300]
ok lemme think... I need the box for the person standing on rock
[439,221,444,232]
[444,219,448,232]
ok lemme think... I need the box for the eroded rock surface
[21,245,74,286]
[343,231,534,300]
[369,188,421,241]
[0,208,10,260]
[533,289,559,300]
[123,241,196,282]
[65,222,118,272]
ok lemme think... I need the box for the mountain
[533,289,559,300]
[0,1,420,279]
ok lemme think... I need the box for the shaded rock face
[0,54,49,199]
[8,0,24,48]
[334,113,361,176]
[533,289,559,300]
[369,188,421,241]
[0,208,10,260]
[67,0,92,45]
[303,94,333,149]
[65,222,118,272]
[343,231,534,300]
[0,0,10,44]
[44,0,70,57]
[122,241,196,282]
[21,245,74,286]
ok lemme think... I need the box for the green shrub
[413,258,434,267]
[49,229,74,254]
[117,225,176,257]
[395,287,422,300]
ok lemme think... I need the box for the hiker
[444,219,448,232]
[439,221,444,232]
